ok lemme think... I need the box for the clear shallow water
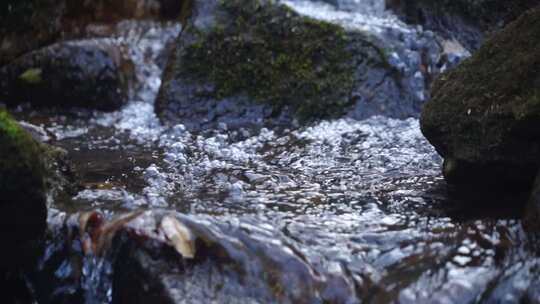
[15,2,540,303]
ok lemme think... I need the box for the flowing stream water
[14,1,540,303]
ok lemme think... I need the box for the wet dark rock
[61,0,183,39]
[0,0,181,67]
[524,173,540,233]
[0,109,48,271]
[34,210,358,303]
[0,111,79,304]
[420,7,540,192]
[156,0,413,129]
[386,0,540,51]
[0,40,133,111]
[0,0,64,66]
[110,212,352,304]
[64,0,182,23]
[29,211,86,304]
[1,272,36,304]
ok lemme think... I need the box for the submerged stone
[0,40,133,111]
[156,0,398,129]
[420,7,540,192]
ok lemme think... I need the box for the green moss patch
[179,0,356,121]
[19,68,43,84]
[0,108,46,203]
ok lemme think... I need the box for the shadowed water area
[11,1,540,303]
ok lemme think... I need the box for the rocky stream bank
[2,0,540,303]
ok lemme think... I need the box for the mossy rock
[156,0,393,129]
[0,40,131,111]
[420,7,540,191]
[0,108,48,270]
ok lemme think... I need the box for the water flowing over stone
[10,1,540,303]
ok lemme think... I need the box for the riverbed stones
[0,109,48,270]
[420,7,540,192]
[0,40,132,111]
[156,0,405,129]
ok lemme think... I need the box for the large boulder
[0,40,133,111]
[0,109,48,270]
[387,0,540,51]
[156,0,413,129]
[420,7,540,192]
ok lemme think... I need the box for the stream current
[14,1,540,303]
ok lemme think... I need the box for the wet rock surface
[0,0,64,66]
[61,0,183,40]
[157,0,356,128]
[110,211,358,304]
[420,7,540,192]
[279,0,470,120]
[524,174,540,232]
[0,40,132,111]
[0,0,181,67]
[0,109,48,271]
[156,0,447,129]
[387,0,540,51]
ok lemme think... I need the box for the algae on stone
[19,68,43,84]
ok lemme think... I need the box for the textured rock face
[156,0,403,129]
[525,174,540,232]
[387,0,540,51]
[33,210,357,303]
[0,40,132,111]
[420,7,540,191]
[0,0,65,66]
[0,0,182,66]
[0,109,48,270]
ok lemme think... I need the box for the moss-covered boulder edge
[0,108,78,271]
[0,108,48,269]
[157,0,391,125]
[420,7,540,193]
